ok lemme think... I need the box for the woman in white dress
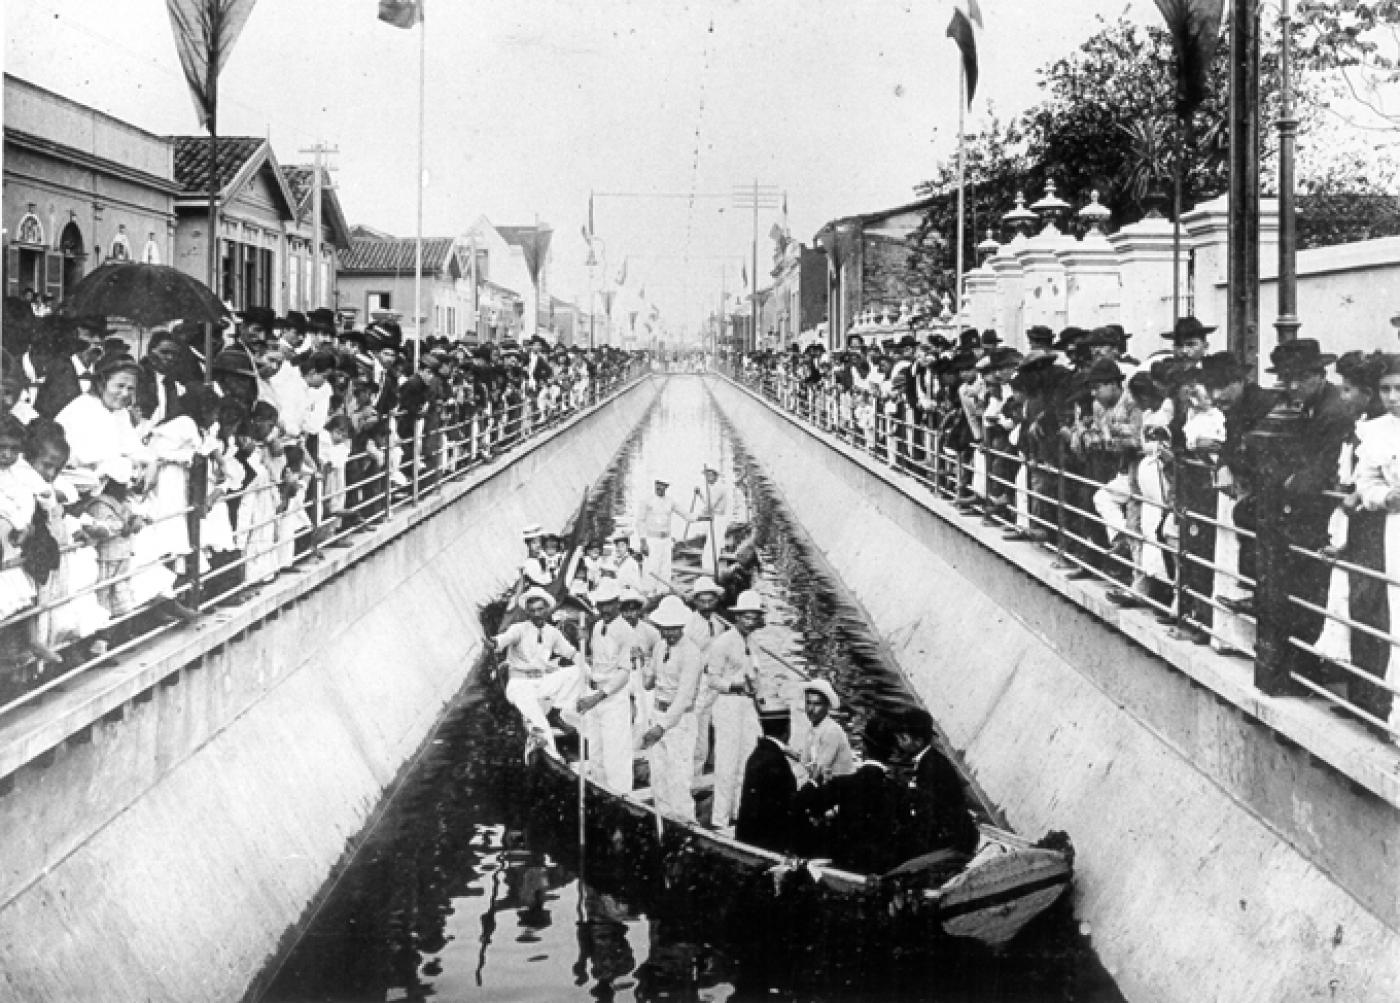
[1345,354,1400,744]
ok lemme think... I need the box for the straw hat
[520,523,544,541]
[618,586,647,608]
[802,678,841,711]
[515,586,557,612]
[649,595,692,629]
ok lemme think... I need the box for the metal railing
[0,364,648,717]
[722,362,1399,748]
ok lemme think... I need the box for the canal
[254,378,1123,1003]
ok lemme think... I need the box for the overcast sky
[5,0,1159,333]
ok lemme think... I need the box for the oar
[755,642,812,682]
[648,571,682,596]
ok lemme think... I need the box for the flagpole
[955,65,966,324]
[205,2,221,387]
[413,0,426,347]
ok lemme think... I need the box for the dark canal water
[255,378,1124,1003]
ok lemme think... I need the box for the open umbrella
[58,262,227,328]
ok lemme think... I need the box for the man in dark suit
[891,706,980,857]
[735,712,802,854]
[1264,338,1357,686]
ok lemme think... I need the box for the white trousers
[642,536,673,594]
[709,693,760,827]
[584,689,635,793]
[697,516,730,574]
[505,665,584,754]
[647,711,698,822]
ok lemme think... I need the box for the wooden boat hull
[525,745,1073,953]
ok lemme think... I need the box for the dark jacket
[735,737,800,854]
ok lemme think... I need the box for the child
[234,401,282,585]
[318,413,355,530]
[81,455,147,634]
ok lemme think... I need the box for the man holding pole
[701,589,766,833]
[635,474,691,595]
[639,595,706,822]
[577,580,634,793]
[694,463,730,575]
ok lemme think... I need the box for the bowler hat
[1198,351,1246,389]
[1052,326,1088,352]
[242,306,276,331]
[1266,338,1337,374]
[1161,316,1216,342]
[1082,357,1124,384]
[980,329,1001,346]
[1026,325,1055,347]
[285,310,308,334]
[308,307,337,332]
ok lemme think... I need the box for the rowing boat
[524,740,1073,954]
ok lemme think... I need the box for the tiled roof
[171,136,265,194]
[340,237,455,274]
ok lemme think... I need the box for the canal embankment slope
[0,376,661,1003]
[705,374,1400,1003]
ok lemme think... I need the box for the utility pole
[732,181,781,353]
[299,142,339,311]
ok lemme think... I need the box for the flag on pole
[742,262,749,290]
[378,0,421,28]
[946,5,979,106]
[1152,0,1225,116]
[616,257,628,285]
[165,0,260,130]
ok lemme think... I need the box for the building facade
[465,216,553,337]
[338,235,479,341]
[770,240,829,347]
[280,163,351,315]
[3,74,178,303]
[813,195,937,350]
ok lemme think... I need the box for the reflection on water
[256,379,1122,1003]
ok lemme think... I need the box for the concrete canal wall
[705,375,1400,1003]
[0,376,661,1003]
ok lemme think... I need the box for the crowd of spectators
[0,295,641,693]
[734,319,1400,747]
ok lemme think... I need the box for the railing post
[188,453,207,609]
[384,415,396,521]
[1246,397,1306,695]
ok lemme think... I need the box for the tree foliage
[912,12,1400,299]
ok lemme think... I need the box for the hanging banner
[166,0,260,130]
